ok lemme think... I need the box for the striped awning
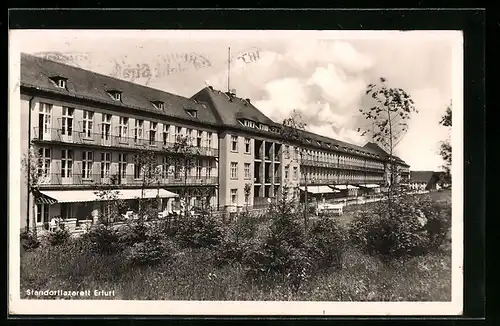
[34,194,58,205]
[39,188,179,204]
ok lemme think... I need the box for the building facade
[20,53,411,232]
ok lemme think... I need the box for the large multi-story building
[19,53,410,232]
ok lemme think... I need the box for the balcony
[36,173,218,188]
[32,127,219,157]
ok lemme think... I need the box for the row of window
[36,148,216,181]
[230,135,252,153]
[299,148,385,169]
[38,103,215,147]
[230,162,252,179]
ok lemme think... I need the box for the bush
[119,221,149,246]
[349,194,451,260]
[214,213,260,266]
[46,228,71,246]
[20,230,40,251]
[127,238,175,267]
[82,224,123,255]
[173,214,225,249]
[240,203,313,292]
[306,218,347,271]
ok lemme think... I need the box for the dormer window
[50,76,67,89]
[305,138,312,143]
[326,143,331,148]
[317,141,322,146]
[108,90,122,101]
[152,101,164,110]
[259,124,269,131]
[185,108,198,118]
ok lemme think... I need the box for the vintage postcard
[8,29,463,316]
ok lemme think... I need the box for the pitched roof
[191,87,275,126]
[20,53,219,126]
[363,142,410,166]
[191,87,391,161]
[410,171,436,183]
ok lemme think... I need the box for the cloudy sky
[12,30,461,171]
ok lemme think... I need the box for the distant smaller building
[407,171,445,191]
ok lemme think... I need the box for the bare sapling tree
[21,147,44,233]
[134,148,162,221]
[166,134,200,217]
[93,181,126,227]
[357,77,418,199]
[439,101,452,185]
[244,183,252,212]
[279,109,309,231]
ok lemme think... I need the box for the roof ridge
[21,52,199,105]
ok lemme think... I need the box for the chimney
[246,98,251,103]
[208,86,213,91]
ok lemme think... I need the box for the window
[37,148,51,178]
[206,132,213,148]
[101,114,111,140]
[82,110,93,138]
[230,189,238,205]
[244,163,251,179]
[285,166,289,179]
[82,151,93,179]
[118,117,129,139]
[175,126,182,142]
[149,121,157,145]
[118,154,127,178]
[36,203,50,226]
[196,159,202,178]
[61,107,74,136]
[152,101,164,110]
[173,164,181,180]
[186,129,193,144]
[244,138,251,154]
[56,78,66,89]
[61,149,73,178]
[133,155,141,179]
[230,162,238,179]
[259,124,269,131]
[161,156,169,178]
[109,91,121,101]
[197,130,203,147]
[162,124,170,145]
[231,135,238,152]
[186,109,198,118]
[293,166,298,180]
[101,152,111,178]
[134,119,143,143]
[38,103,52,140]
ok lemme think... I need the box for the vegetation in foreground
[20,190,452,301]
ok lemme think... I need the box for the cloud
[394,87,450,170]
[204,40,375,147]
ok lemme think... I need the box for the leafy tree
[357,77,418,195]
[439,101,452,183]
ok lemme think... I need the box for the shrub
[119,221,149,246]
[46,228,71,246]
[20,230,40,252]
[349,194,451,260]
[240,203,313,292]
[173,214,225,249]
[214,213,260,266]
[306,218,347,271]
[127,238,175,267]
[82,224,123,255]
